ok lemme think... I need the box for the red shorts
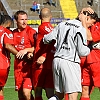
[0,68,9,86]
[82,62,100,87]
[14,59,32,91]
[16,78,32,91]
[32,68,54,88]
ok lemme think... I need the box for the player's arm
[5,43,18,55]
[43,24,58,44]
[77,29,90,56]
[16,47,35,59]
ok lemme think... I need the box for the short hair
[39,8,52,18]
[0,14,12,25]
[14,10,27,20]
[0,14,5,25]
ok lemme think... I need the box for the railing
[1,0,13,17]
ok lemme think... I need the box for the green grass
[4,54,100,100]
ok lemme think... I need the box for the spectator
[0,14,18,100]
[32,7,55,100]
[31,1,38,12]
[13,10,37,100]
[37,3,40,14]
[43,0,56,7]
[50,0,56,7]
[43,8,98,100]
[87,0,93,6]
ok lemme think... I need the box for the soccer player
[43,9,98,100]
[13,10,37,100]
[0,14,18,100]
[32,7,55,100]
[80,18,100,100]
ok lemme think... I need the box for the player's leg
[23,78,32,100]
[44,69,54,99]
[32,68,44,100]
[34,87,43,100]
[80,63,91,100]
[62,60,81,100]
[0,68,9,100]
[68,92,78,100]
[80,86,90,100]
[45,88,54,99]
[0,87,4,100]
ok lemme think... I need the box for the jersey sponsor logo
[65,22,80,28]
[21,37,24,44]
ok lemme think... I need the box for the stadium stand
[60,0,78,19]
[0,0,100,28]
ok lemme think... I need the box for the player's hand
[36,56,46,64]
[16,49,28,59]
[27,53,33,59]
[80,7,94,14]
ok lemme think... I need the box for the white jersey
[43,19,90,63]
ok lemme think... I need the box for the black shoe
[87,1,93,6]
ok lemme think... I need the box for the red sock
[65,93,68,100]
[80,97,90,100]
[0,96,4,100]
[35,96,43,100]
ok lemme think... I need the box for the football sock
[65,93,68,100]
[0,95,4,100]
[80,97,90,100]
[35,96,43,100]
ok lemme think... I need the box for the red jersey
[33,22,55,69]
[13,25,37,51]
[0,26,13,69]
[86,22,100,63]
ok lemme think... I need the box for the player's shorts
[53,58,82,93]
[15,76,32,91]
[0,67,10,86]
[14,59,32,91]
[32,67,54,88]
[82,62,100,87]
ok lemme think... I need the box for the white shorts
[52,58,82,93]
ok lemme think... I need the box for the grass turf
[4,54,100,100]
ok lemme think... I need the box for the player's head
[78,11,98,28]
[0,14,13,29]
[14,10,28,29]
[39,7,52,21]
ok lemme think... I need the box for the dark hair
[83,11,98,21]
[0,13,5,25]
[0,14,12,25]
[14,10,27,20]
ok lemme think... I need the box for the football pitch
[4,54,100,100]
